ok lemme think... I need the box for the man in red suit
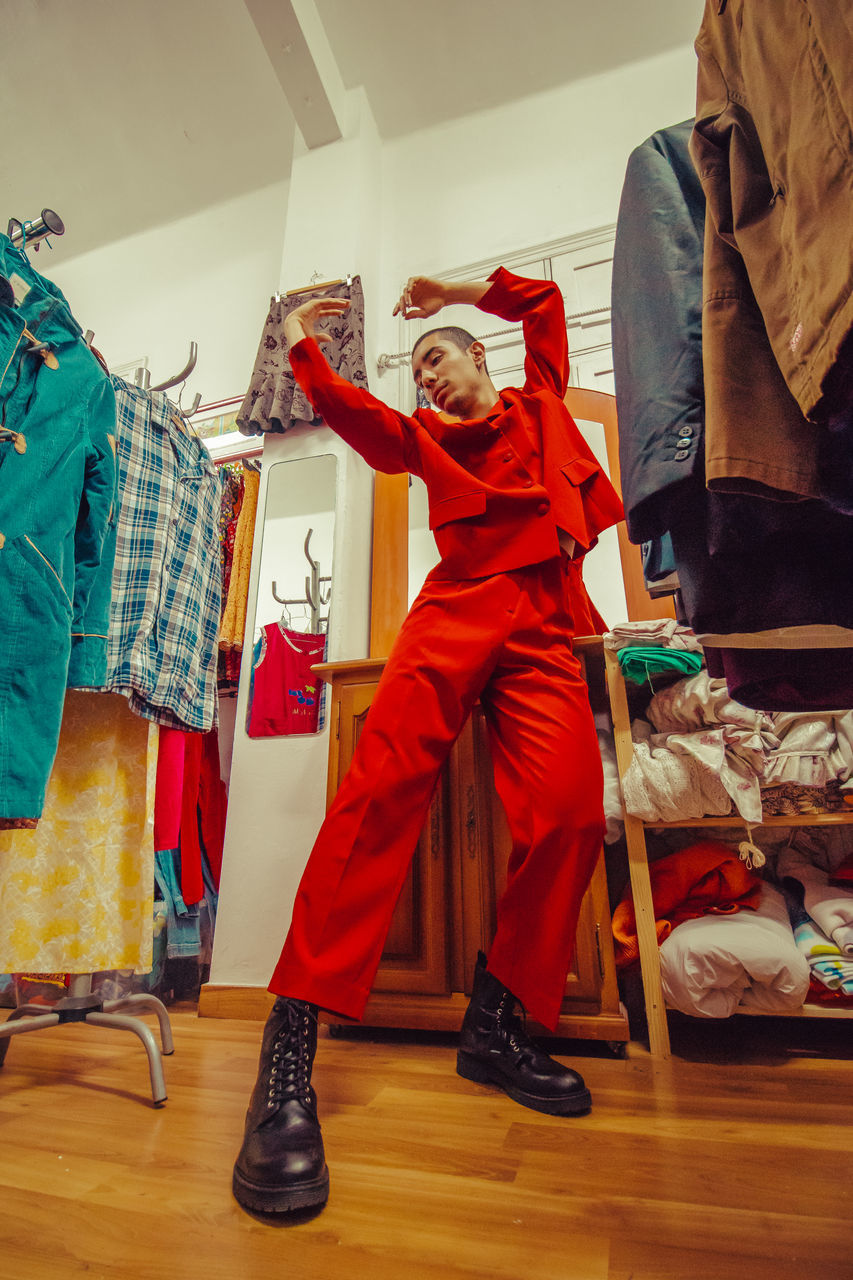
[233,269,624,1216]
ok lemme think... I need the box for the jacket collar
[0,234,83,349]
[420,389,515,448]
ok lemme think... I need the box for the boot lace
[495,993,537,1061]
[267,1001,316,1110]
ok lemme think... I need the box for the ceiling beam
[243,0,345,148]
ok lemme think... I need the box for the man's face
[412,338,483,418]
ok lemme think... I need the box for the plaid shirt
[106,378,222,730]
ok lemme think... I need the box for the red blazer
[290,267,624,581]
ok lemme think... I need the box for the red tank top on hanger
[247,623,327,737]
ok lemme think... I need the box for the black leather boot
[457,952,592,1116]
[232,998,329,1214]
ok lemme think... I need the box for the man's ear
[469,340,487,372]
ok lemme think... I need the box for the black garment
[611,122,853,711]
[704,646,853,714]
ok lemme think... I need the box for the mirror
[247,453,337,737]
[407,475,440,607]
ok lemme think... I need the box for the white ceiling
[2,0,703,265]
[315,0,703,138]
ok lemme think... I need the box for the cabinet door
[336,681,451,995]
[454,707,604,1008]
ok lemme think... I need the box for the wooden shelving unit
[603,647,853,1058]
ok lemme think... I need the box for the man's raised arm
[394,270,569,397]
[284,297,420,476]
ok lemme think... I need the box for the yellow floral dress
[0,692,155,974]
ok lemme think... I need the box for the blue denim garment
[153,848,201,960]
[0,235,117,822]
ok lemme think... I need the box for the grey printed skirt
[237,276,368,436]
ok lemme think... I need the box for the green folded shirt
[617,646,704,685]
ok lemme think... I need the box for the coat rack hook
[150,342,198,393]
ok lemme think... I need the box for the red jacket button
[537,501,550,515]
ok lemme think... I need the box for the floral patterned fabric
[217,463,245,696]
[0,692,156,974]
[237,277,368,436]
[219,468,260,654]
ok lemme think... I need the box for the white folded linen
[659,883,810,1018]
[603,619,703,652]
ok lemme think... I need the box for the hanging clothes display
[691,0,853,509]
[0,692,156,974]
[103,377,223,732]
[219,465,260,657]
[611,120,853,711]
[237,277,368,436]
[153,726,227,902]
[611,119,705,549]
[0,233,117,829]
[217,461,245,696]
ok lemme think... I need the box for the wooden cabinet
[314,641,630,1043]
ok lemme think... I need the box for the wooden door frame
[368,389,673,653]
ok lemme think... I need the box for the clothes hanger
[285,277,346,298]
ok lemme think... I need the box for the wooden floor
[1,1008,852,1280]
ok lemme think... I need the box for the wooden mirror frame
[368,389,673,657]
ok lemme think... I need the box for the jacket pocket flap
[428,490,487,529]
[561,457,600,486]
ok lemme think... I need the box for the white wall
[376,45,698,303]
[49,181,290,408]
[208,91,380,993]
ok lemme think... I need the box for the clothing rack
[0,974,174,1105]
[376,304,610,371]
[271,528,331,634]
[0,224,176,1106]
[135,343,202,415]
[7,209,65,251]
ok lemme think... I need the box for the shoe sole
[456,1052,592,1116]
[232,1165,330,1214]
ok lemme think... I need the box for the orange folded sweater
[612,839,762,969]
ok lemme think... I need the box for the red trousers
[269,557,605,1030]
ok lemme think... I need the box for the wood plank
[369,470,409,659]
[643,812,853,828]
[604,646,671,1058]
[564,386,675,624]
[0,1011,851,1279]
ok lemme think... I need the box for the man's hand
[392,276,448,320]
[284,296,349,348]
[393,276,492,319]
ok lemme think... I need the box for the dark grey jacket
[611,120,705,545]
